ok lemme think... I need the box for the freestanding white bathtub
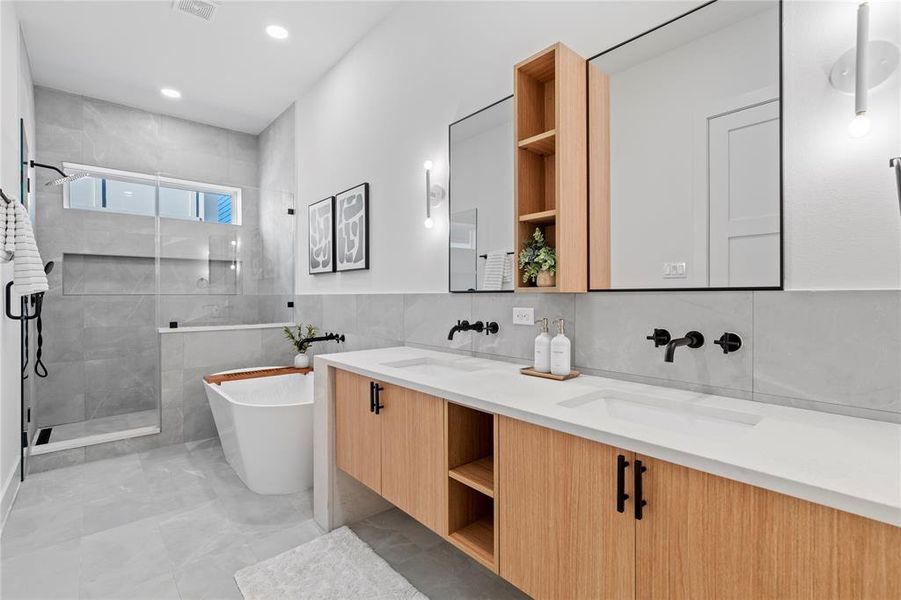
[203,368,314,494]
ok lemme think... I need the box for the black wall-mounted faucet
[664,331,704,363]
[448,320,476,340]
[448,320,499,340]
[298,332,345,346]
[713,332,742,354]
[646,328,671,348]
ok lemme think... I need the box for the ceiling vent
[172,0,220,22]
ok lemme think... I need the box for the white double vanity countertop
[317,346,901,527]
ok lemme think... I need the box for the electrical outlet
[663,262,687,279]
[512,307,535,325]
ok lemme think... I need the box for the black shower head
[30,160,89,187]
[44,261,54,275]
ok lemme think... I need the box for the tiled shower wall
[28,325,297,472]
[32,87,294,429]
[297,289,901,423]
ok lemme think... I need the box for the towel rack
[5,283,38,321]
[2,189,42,321]
[478,251,514,259]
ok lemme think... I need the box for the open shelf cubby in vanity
[445,402,497,571]
[514,42,588,293]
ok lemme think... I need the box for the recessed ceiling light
[266,25,289,40]
[160,88,182,99]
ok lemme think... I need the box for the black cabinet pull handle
[369,381,375,413]
[374,384,385,415]
[634,459,648,520]
[616,454,630,513]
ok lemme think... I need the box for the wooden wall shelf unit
[514,42,588,293]
[446,402,498,571]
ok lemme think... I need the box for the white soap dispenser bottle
[533,317,551,373]
[550,318,572,377]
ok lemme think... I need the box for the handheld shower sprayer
[30,260,54,378]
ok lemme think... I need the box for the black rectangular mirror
[588,0,782,290]
[448,96,515,292]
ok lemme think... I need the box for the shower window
[63,162,241,225]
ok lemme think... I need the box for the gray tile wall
[161,327,297,446]
[33,87,294,429]
[28,288,898,474]
[295,290,901,423]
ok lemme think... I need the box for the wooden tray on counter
[520,367,580,381]
[204,366,312,385]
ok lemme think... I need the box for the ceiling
[16,1,397,134]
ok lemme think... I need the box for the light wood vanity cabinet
[636,456,901,600]
[334,368,900,599]
[498,417,634,600]
[379,383,446,535]
[497,428,901,600]
[335,369,381,492]
[334,370,446,535]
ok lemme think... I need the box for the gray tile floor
[1,439,527,600]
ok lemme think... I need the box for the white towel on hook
[6,201,48,295]
[502,253,514,285]
[0,201,10,261]
[482,251,506,291]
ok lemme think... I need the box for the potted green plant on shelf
[283,323,317,368]
[518,227,557,287]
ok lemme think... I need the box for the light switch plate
[513,307,535,325]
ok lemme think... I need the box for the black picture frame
[308,195,335,274]
[334,182,370,272]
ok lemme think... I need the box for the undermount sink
[380,356,484,377]
[560,390,761,441]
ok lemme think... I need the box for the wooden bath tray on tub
[204,366,312,386]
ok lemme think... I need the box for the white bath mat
[234,526,428,600]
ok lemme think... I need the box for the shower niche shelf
[514,42,588,293]
[61,252,240,296]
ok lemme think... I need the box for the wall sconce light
[423,160,446,229]
[829,2,899,138]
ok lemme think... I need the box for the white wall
[1,2,36,525]
[293,0,900,294]
[784,0,900,289]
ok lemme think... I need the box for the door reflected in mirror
[449,96,515,292]
[589,0,781,289]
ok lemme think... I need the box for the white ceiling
[16,0,397,134]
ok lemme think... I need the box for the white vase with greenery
[283,323,317,368]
